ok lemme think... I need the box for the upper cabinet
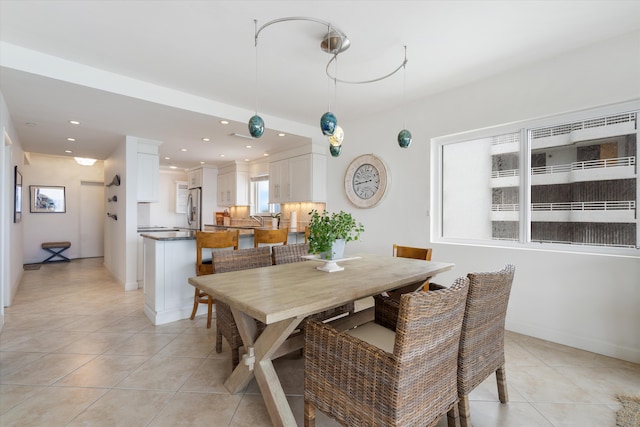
[136,138,162,202]
[269,153,326,203]
[137,152,159,202]
[187,168,203,189]
[217,162,249,206]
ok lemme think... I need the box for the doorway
[80,181,104,258]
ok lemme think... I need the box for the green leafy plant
[307,209,365,258]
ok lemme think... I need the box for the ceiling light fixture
[65,150,72,153]
[74,157,96,166]
[230,132,255,140]
[250,17,409,155]
[202,138,211,142]
[181,148,187,152]
[220,120,229,125]
[67,137,76,142]
[69,120,80,125]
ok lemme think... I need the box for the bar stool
[190,230,239,328]
[253,227,288,247]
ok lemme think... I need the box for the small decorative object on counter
[271,212,281,228]
[307,209,364,260]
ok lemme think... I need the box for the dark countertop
[140,231,196,241]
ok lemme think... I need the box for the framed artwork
[14,166,22,223]
[30,185,66,213]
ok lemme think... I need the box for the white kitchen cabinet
[137,152,159,202]
[269,153,326,203]
[217,163,249,206]
[175,181,188,213]
[187,168,203,189]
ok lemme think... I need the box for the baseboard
[143,302,212,326]
[508,321,640,364]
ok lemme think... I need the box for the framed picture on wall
[30,185,66,213]
[14,166,22,223]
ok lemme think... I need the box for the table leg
[224,309,303,427]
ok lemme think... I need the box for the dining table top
[188,253,455,325]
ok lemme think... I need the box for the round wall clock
[344,154,389,208]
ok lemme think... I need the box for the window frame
[431,100,640,257]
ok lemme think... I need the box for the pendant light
[320,25,338,137]
[249,17,408,153]
[397,46,412,148]
[248,20,264,138]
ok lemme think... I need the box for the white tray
[300,255,361,272]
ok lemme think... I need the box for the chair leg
[206,298,213,329]
[459,395,471,427]
[304,401,316,427]
[189,288,200,320]
[496,365,509,403]
[447,400,461,427]
[216,329,223,353]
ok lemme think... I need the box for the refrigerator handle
[186,193,193,225]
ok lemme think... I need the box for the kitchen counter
[139,231,196,241]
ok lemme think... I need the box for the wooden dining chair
[304,277,470,427]
[189,230,239,329]
[393,243,433,261]
[212,246,273,368]
[254,227,288,248]
[386,244,434,298]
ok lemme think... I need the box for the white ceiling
[1,0,639,170]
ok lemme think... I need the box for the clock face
[344,154,389,208]
[353,164,380,199]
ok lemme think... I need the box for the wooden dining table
[188,253,454,427]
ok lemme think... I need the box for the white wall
[148,169,189,228]
[1,92,25,315]
[331,31,640,362]
[21,154,104,264]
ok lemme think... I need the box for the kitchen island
[141,228,306,325]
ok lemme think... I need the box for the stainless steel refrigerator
[186,187,202,230]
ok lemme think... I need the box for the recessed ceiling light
[181,148,187,152]
[65,150,72,153]
[220,154,225,158]
[69,120,80,125]
[278,133,286,137]
[263,153,269,156]
[164,156,170,160]
[169,165,177,169]
[246,145,252,148]
[200,161,205,164]
[202,138,210,142]
[67,137,76,142]
[244,158,250,162]
[220,120,229,125]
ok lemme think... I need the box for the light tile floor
[1,258,638,426]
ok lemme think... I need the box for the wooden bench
[41,241,71,263]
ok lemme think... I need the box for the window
[250,176,280,215]
[432,101,639,255]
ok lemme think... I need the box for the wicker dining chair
[304,277,470,427]
[212,246,273,368]
[457,264,515,427]
[272,243,355,322]
[190,230,239,329]
[372,264,516,427]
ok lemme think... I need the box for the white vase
[329,239,346,260]
[271,218,278,228]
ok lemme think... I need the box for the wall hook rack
[107,213,118,220]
